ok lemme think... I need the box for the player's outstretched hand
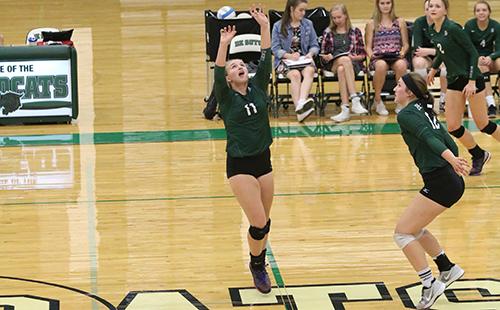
[220,25,237,45]
[250,4,269,27]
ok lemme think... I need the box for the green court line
[1,185,498,207]
[266,243,285,287]
[266,242,293,310]
[1,119,498,147]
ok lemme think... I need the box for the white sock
[296,98,305,109]
[486,95,495,107]
[418,267,434,288]
[415,68,427,79]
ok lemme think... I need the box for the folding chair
[492,73,499,99]
[319,57,369,117]
[204,10,262,96]
[268,8,328,118]
[228,33,263,78]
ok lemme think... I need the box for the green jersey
[412,15,434,53]
[397,100,458,174]
[429,18,481,83]
[214,48,272,158]
[464,18,500,60]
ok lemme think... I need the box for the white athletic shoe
[331,105,350,123]
[416,280,446,310]
[297,107,314,122]
[375,101,389,116]
[295,98,314,114]
[438,264,464,288]
[351,97,368,114]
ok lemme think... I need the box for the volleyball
[217,6,236,19]
[236,12,252,19]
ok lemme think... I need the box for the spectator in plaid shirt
[320,3,368,122]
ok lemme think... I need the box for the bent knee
[374,60,388,70]
[302,66,315,75]
[287,70,301,81]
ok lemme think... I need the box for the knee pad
[449,126,465,138]
[394,232,416,249]
[249,219,271,240]
[414,229,427,240]
[483,72,491,82]
[480,121,498,135]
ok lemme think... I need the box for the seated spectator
[412,0,447,112]
[271,0,319,122]
[365,0,409,115]
[464,0,500,117]
[320,3,368,123]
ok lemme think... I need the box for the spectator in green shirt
[427,0,500,176]
[393,72,469,310]
[464,0,500,117]
[412,0,447,112]
[214,5,273,295]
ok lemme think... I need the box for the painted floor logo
[0,276,499,309]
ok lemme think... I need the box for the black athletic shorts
[420,165,465,208]
[447,75,485,93]
[226,148,272,179]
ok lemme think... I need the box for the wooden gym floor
[0,0,499,309]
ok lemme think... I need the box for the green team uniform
[464,18,500,60]
[412,16,434,53]
[214,48,272,158]
[429,18,482,83]
[397,100,458,174]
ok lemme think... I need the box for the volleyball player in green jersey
[464,0,500,117]
[214,6,274,294]
[412,0,447,111]
[427,0,500,176]
[394,72,469,310]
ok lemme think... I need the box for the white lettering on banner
[0,61,70,77]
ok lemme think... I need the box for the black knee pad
[483,73,491,83]
[249,219,271,240]
[449,126,465,138]
[480,121,498,135]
